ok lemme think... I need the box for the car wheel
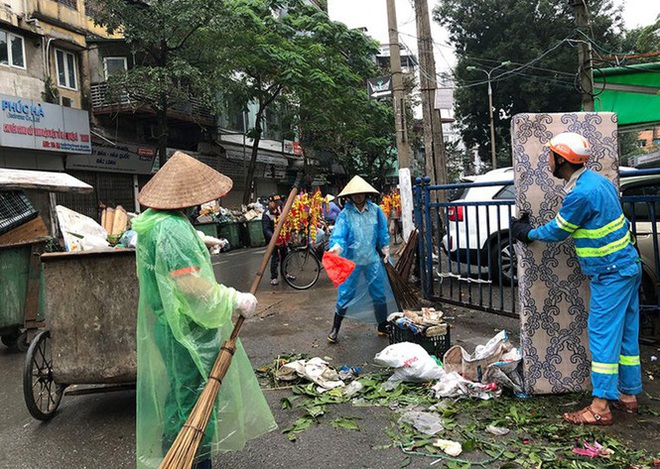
[489,236,518,286]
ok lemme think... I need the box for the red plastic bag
[322,251,356,287]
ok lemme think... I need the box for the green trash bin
[247,219,265,247]
[217,222,242,248]
[194,222,217,238]
[0,245,45,348]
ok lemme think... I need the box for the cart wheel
[23,330,64,420]
[1,331,19,348]
[15,331,29,353]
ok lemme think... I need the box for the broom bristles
[385,261,419,310]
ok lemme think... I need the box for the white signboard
[0,94,91,154]
[367,76,392,99]
[434,88,454,110]
[66,141,156,174]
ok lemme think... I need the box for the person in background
[326,175,395,343]
[323,194,341,224]
[262,194,289,285]
[132,151,276,469]
[511,132,642,426]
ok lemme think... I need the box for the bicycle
[281,224,330,290]
[389,214,403,245]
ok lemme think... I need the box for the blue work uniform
[528,168,642,400]
[329,199,396,324]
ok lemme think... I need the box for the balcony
[90,82,215,126]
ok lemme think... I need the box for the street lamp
[466,60,511,169]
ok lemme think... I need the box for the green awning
[593,63,660,126]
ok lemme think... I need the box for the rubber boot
[327,311,345,343]
[375,304,389,337]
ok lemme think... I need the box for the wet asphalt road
[0,246,520,469]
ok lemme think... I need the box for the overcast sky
[328,0,660,75]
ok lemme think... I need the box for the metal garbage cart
[23,249,138,420]
[0,168,93,352]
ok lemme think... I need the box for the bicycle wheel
[282,248,321,290]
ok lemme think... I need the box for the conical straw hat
[337,175,379,198]
[138,151,233,209]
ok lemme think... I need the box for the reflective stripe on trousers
[588,262,643,400]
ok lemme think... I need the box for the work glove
[510,212,533,244]
[328,244,343,256]
[381,245,391,264]
[234,292,258,318]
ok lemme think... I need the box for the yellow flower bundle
[380,192,401,219]
[276,189,324,245]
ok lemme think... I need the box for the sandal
[563,405,613,426]
[611,399,638,414]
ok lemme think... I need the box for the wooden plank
[0,216,50,248]
[512,112,618,395]
[0,168,93,194]
[41,249,134,262]
[23,243,42,327]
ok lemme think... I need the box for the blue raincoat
[329,199,397,323]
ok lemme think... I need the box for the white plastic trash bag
[442,330,513,382]
[276,357,345,393]
[56,205,111,252]
[374,342,444,388]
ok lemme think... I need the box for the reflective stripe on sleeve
[170,266,201,278]
[556,213,578,233]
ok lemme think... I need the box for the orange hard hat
[545,132,591,164]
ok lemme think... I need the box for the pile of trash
[374,330,522,398]
[264,331,522,401]
[387,308,448,338]
[193,200,265,225]
[264,336,654,466]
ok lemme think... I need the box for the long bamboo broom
[384,261,419,310]
[159,173,304,469]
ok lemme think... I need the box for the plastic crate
[388,321,451,358]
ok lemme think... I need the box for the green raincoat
[133,209,276,468]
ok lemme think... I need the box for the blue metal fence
[414,169,660,341]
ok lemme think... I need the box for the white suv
[441,167,659,291]
[442,167,518,284]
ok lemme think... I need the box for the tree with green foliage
[92,0,230,167]
[620,16,660,61]
[434,0,624,168]
[203,0,385,203]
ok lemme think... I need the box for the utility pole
[386,0,414,241]
[572,0,594,111]
[385,0,412,168]
[414,0,447,187]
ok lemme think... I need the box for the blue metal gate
[414,168,660,341]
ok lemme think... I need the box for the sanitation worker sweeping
[133,151,292,469]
